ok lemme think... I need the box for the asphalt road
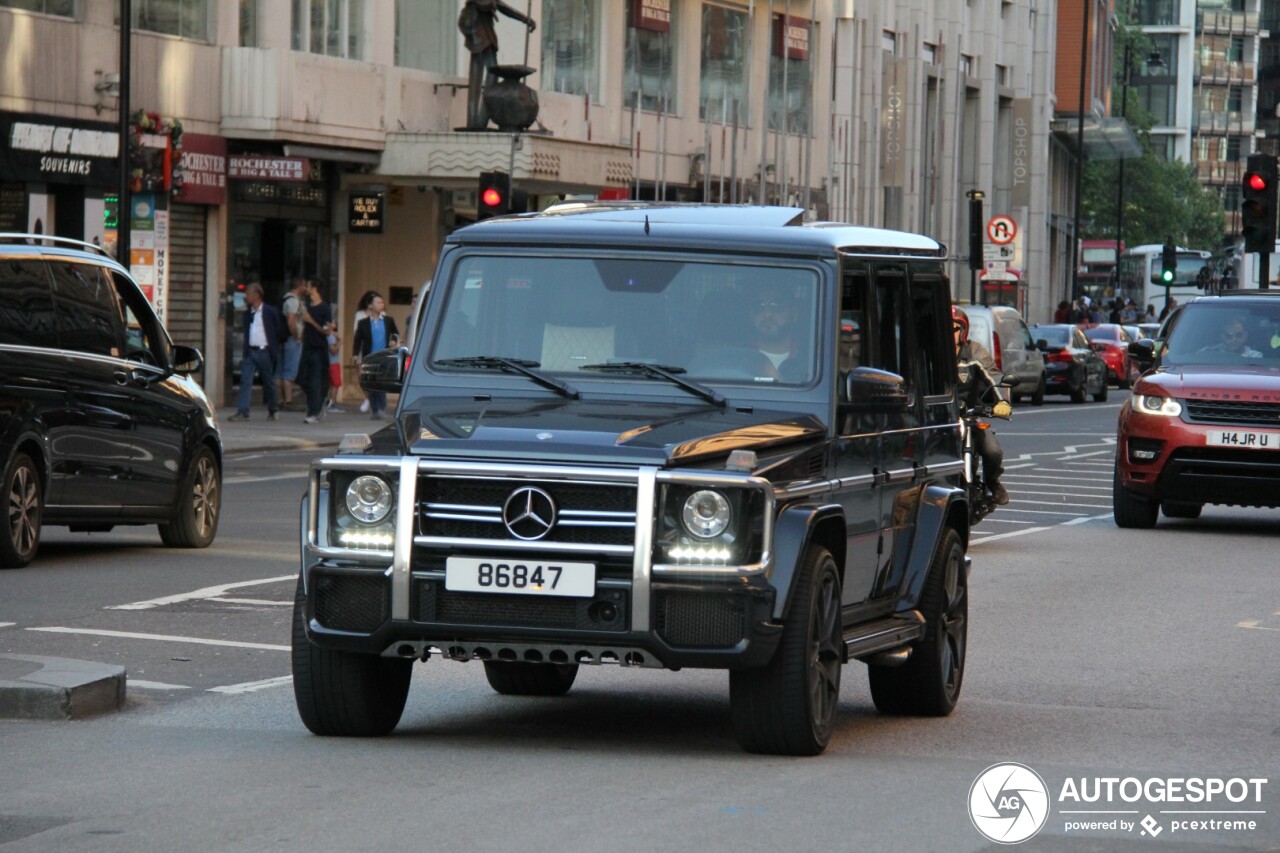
[1,391,1277,851]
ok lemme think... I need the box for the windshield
[427,254,822,386]
[1032,326,1072,348]
[1163,303,1280,367]
[1083,325,1124,343]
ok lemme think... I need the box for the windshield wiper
[435,356,580,399]
[580,362,726,407]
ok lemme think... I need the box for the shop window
[292,0,365,60]
[542,0,599,100]
[700,3,748,123]
[768,14,812,135]
[0,0,75,15]
[123,0,209,40]
[395,0,454,73]
[625,0,680,114]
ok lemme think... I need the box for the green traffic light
[1161,270,1174,283]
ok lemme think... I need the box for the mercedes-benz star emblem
[502,486,557,540]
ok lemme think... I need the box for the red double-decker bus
[1077,239,1124,302]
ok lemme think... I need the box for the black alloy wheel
[159,446,221,548]
[868,527,967,716]
[730,544,843,756]
[1,452,42,569]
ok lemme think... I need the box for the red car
[1114,293,1280,528]
[1079,323,1139,387]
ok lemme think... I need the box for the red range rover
[1114,292,1280,528]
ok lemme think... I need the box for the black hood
[394,396,827,467]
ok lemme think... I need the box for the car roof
[1188,290,1280,303]
[446,203,946,259]
[0,233,126,273]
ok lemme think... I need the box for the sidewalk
[216,403,391,455]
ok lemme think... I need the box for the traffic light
[477,171,510,220]
[1241,153,1278,253]
[103,194,119,229]
[1160,241,1176,284]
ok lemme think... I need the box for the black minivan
[0,234,222,568]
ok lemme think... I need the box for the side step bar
[844,611,926,665]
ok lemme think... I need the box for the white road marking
[1007,499,1112,509]
[1030,468,1114,475]
[989,507,1087,516]
[129,680,191,690]
[0,622,15,628]
[971,526,1054,544]
[1002,473,1110,483]
[28,627,289,652]
[1064,512,1115,525]
[1008,487,1112,496]
[208,676,293,694]
[214,597,292,607]
[109,575,295,610]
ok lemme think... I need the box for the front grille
[1158,447,1280,507]
[414,579,628,632]
[313,571,388,633]
[418,475,637,546]
[655,591,745,648]
[1184,399,1280,428]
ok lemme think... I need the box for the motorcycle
[959,374,1017,527]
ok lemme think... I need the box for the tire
[1093,373,1109,402]
[730,544,842,756]
[1112,461,1158,529]
[483,661,579,696]
[159,445,221,548]
[1031,374,1046,407]
[291,576,412,736]
[1161,502,1202,519]
[1,452,42,569]
[868,528,967,716]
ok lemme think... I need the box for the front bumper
[1118,408,1280,507]
[299,457,783,669]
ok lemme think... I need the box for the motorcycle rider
[953,305,1010,506]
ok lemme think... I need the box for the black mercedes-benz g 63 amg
[293,204,971,755]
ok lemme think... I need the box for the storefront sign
[128,193,170,322]
[1011,98,1033,210]
[631,0,670,32]
[175,133,227,206]
[880,56,908,189]
[0,113,120,186]
[348,192,384,233]
[772,14,810,60]
[228,155,309,182]
[0,183,27,232]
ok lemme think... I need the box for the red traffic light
[481,188,503,207]
[1246,173,1267,192]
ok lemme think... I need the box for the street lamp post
[117,0,132,263]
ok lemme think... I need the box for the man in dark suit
[352,292,400,420]
[228,283,286,421]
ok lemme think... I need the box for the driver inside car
[953,305,1010,506]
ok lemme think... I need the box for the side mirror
[842,366,909,413]
[1128,338,1157,370]
[171,344,203,375]
[1001,375,1021,389]
[360,346,408,394]
[1035,339,1049,351]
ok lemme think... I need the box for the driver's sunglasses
[1223,329,1246,340]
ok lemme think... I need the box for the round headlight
[345,475,393,524]
[682,490,732,539]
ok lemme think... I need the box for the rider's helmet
[952,305,969,342]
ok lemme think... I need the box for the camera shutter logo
[969,762,1050,844]
[503,486,557,540]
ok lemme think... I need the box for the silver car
[961,304,1047,405]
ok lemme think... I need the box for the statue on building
[459,0,536,132]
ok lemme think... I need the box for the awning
[1050,115,1142,160]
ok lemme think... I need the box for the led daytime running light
[338,530,395,548]
[667,545,733,562]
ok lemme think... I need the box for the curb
[0,654,127,720]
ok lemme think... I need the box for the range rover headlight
[682,489,732,539]
[1134,394,1182,417]
[345,475,393,524]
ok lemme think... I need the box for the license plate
[1206,430,1277,450]
[445,557,596,597]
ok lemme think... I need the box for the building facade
[1,0,1063,403]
